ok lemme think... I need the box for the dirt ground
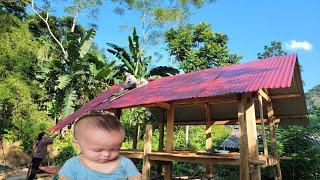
[0,164,54,180]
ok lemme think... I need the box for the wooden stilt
[205,103,214,179]
[163,161,173,180]
[245,93,261,180]
[157,109,165,176]
[142,123,152,180]
[258,93,269,157]
[267,101,282,180]
[238,93,249,180]
[132,124,138,149]
[164,104,174,179]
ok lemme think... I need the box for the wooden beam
[238,93,249,180]
[270,93,301,100]
[172,94,238,106]
[146,102,171,109]
[258,94,269,157]
[142,124,152,180]
[267,101,282,180]
[173,118,280,126]
[245,93,261,180]
[258,89,271,102]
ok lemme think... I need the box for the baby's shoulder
[63,156,81,167]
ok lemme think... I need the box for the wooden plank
[267,101,282,180]
[142,124,152,180]
[258,89,271,102]
[245,93,261,180]
[258,93,268,157]
[270,93,301,100]
[238,93,249,180]
[166,104,174,152]
[173,118,280,126]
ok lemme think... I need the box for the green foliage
[276,123,320,179]
[257,41,287,59]
[149,66,179,77]
[0,75,52,152]
[165,22,242,72]
[107,27,151,80]
[0,12,40,79]
[306,84,320,110]
[53,129,78,166]
[0,0,29,19]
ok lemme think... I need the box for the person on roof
[121,71,137,91]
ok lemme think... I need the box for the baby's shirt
[58,156,140,180]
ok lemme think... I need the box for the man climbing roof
[121,71,137,91]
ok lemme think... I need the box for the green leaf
[60,89,77,119]
[56,75,71,90]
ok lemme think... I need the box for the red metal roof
[50,54,298,132]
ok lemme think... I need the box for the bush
[53,129,78,166]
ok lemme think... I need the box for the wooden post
[238,93,249,180]
[114,108,122,119]
[142,123,152,180]
[164,104,174,179]
[132,124,138,149]
[205,103,214,179]
[163,161,172,180]
[267,101,282,180]
[166,104,174,152]
[258,94,269,157]
[246,93,261,180]
[157,108,165,176]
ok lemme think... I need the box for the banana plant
[36,28,119,122]
[107,27,151,81]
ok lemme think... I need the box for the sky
[74,0,320,92]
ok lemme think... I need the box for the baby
[58,113,142,180]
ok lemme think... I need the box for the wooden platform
[120,150,287,166]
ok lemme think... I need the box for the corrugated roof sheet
[93,54,297,110]
[50,54,302,132]
[219,128,240,149]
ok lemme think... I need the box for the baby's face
[76,127,124,164]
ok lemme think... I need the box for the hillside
[305,84,320,109]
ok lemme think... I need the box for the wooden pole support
[142,123,152,180]
[238,93,249,180]
[258,93,269,157]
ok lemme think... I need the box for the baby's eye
[94,149,103,152]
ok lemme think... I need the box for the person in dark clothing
[28,132,56,180]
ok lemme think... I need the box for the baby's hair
[74,113,124,139]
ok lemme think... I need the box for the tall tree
[165,22,241,72]
[257,41,287,59]
[112,0,216,49]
